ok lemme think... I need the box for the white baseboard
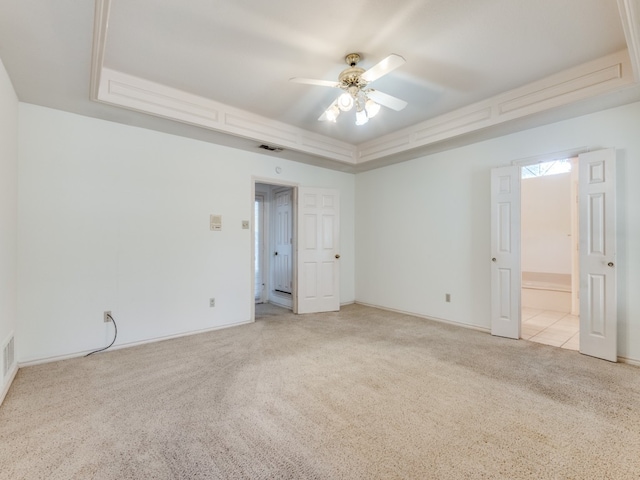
[354,301,491,333]
[0,363,19,407]
[18,319,253,368]
[14,306,639,370]
[619,356,640,367]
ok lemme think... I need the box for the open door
[490,166,521,339]
[578,148,617,362]
[273,188,293,297]
[296,187,340,314]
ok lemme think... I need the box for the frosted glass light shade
[365,99,380,118]
[355,109,368,125]
[325,104,340,122]
[337,93,354,111]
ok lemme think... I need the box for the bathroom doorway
[520,158,579,350]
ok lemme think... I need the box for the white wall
[521,173,572,274]
[0,58,19,397]
[17,104,355,363]
[356,101,640,363]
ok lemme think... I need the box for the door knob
[491,258,497,262]
[335,254,341,259]
[608,262,614,267]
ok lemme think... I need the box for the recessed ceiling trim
[497,64,622,116]
[89,0,111,101]
[104,72,220,125]
[357,50,634,163]
[97,68,357,164]
[617,0,640,80]
[357,133,413,161]
[95,50,633,167]
[90,1,637,169]
[225,113,297,144]
[414,108,493,143]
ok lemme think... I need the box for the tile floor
[521,308,579,350]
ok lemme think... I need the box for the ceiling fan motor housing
[339,67,366,89]
[338,53,368,93]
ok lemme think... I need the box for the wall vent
[259,144,284,153]
[3,336,15,379]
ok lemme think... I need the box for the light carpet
[1,304,639,479]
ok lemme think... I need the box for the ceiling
[1,0,639,171]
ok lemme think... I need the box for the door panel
[491,166,521,339]
[297,188,340,314]
[254,194,266,303]
[579,148,617,361]
[274,189,292,294]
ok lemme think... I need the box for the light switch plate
[210,214,222,231]
[242,220,249,229]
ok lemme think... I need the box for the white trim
[354,301,491,333]
[0,364,18,407]
[89,0,110,101]
[97,68,357,165]
[619,355,640,367]
[618,0,640,81]
[358,50,633,163]
[251,177,300,320]
[511,147,589,167]
[17,319,252,367]
[252,176,299,188]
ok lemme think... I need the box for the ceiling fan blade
[366,89,408,111]
[290,77,340,88]
[361,54,406,83]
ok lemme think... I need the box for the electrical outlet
[242,220,250,229]
[104,311,112,322]
[209,298,215,308]
[445,294,451,303]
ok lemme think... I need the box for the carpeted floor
[1,304,639,479]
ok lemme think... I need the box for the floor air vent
[3,336,15,379]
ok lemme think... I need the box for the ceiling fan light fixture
[355,108,369,126]
[337,92,354,111]
[365,98,380,118]
[293,53,407,125]
[325,103,340,122]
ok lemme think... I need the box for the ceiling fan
[290,53,408,125]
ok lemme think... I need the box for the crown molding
[357,50,634,163]
[97,68,357,164]
[90,0,110,102]
[618,0,640,80]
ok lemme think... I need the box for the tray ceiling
[1,0,639,170]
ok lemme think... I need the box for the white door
[490,166,521,339]
[297,187,340,314]
[254,194,266,303]
[273,188,293,295]
[578,148,617,362]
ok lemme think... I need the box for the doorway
[255,183,294,313]
[252,180,341,321]
[490,148,617,362]
[520,158,579,350]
